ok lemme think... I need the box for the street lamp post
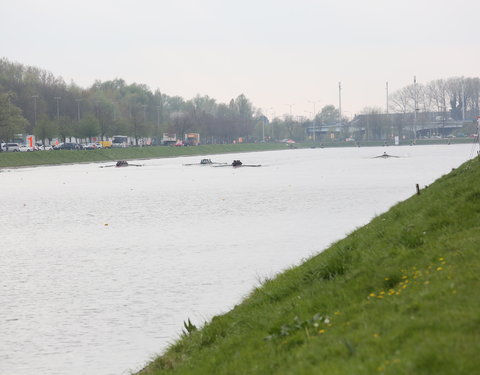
[32,95,39,129]
[156,105,162,145]
[54,97,61,121]
[338,82,342,124]
[142,104,147,122]
[308,100,320,142]
[75,99,82,121]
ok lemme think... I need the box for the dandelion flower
[436,267,443,271]
[319,329,325,334]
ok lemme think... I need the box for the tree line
[0,58,267,145]
[1,57,478,144]
[350,77,480,141]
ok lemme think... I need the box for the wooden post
[416,184,420,195]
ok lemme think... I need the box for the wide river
[0,144,477,375]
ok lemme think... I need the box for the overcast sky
[1,0,479,118]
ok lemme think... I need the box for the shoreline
[0,138,475,169]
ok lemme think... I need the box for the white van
[1,143,20,152]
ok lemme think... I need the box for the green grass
[0,143,290,168]
[137,157,480,375]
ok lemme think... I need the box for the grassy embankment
[138,157,480,375]
[0,143,289,168]
[0,138,473,168]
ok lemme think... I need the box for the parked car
[38,145,53,151]
[19,144,34,152]
[84,143,98,150]
[2,143,20,152]
[54,142,80,150]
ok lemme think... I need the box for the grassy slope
[138,158,480,375]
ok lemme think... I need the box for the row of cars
[54,142,105,150]
[1,142,105,152]
[0,143,45,152]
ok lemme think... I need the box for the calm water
[0,144,476,375]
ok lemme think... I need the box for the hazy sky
[1,0,479,118]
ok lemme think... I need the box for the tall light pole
[413,76,417,141]
[32,95,39,130]
[386,82,393,140]
[156,105,162,145]
[142,104,147,123]
[54,97,61,121]
[264,107,273,141]
[308,100,320,142]
[75,99,82,121]
[286,103,294,117]
[271,110,276,140]
[338,82,342,124]
[385,82,389,114]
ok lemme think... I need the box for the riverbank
[137,156,480,375]
[0,138,474,168]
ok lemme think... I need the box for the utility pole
[308,100,318,142]
[142,104,147,123]
[338,82,342,124]
[54,97,61,121]
[75,99,82,121]
[262,115,265,142]
[386,82,393,140]
[32,95,39,129]
[386,82,389,114]
[156,105,161,145]
[286,103,294,117]
[413,76,417,141]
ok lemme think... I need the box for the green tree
[316,105,340,124]
[57,116,74,142]
[0,92,28,145]
[77,116,100,141]
[34,116,58,145]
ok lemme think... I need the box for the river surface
[0,144,476,375]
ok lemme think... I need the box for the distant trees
[0,58,259,143]
[389,77,480,121]
[315,105,340,124]
[2,57,479,144]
